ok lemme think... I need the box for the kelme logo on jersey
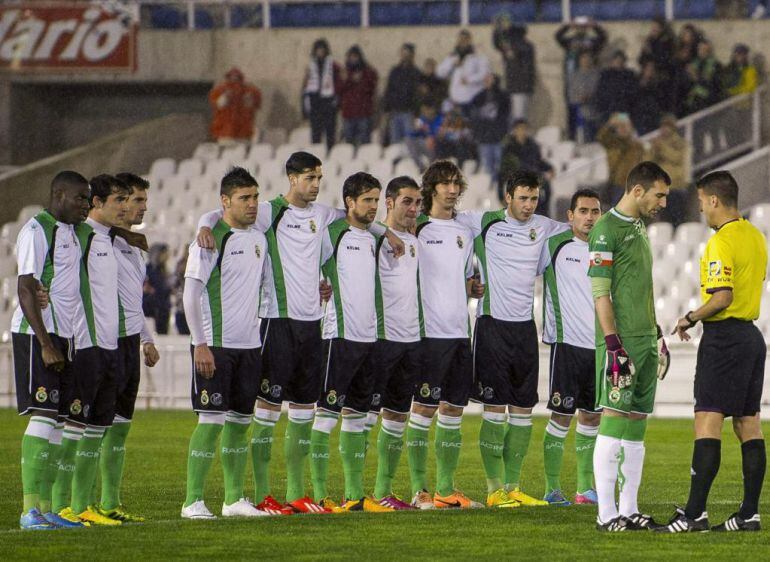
[200,390,210,406]
[409,244,415,258]
[326,390,337,405]
[529,228,537,241]
[35,386,48,403]
[419,383,431,398]
[456,236,464,249]
[261,379,270,394]
[70,399,82,415]
[309,219,317,233]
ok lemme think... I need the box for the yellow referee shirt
[700,218,767,322]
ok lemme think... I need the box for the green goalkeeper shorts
[595,335,658,415]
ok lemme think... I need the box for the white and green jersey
[114,235,153,342]
[321,219,379,342]
[538,230,594,349]
[11,210,81,338]
[458,210,567,321]
[73,218,119,350]
[185,219,268,349]
[415,215,474,339]
[375,229,420,343]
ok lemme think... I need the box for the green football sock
[99,419,131,510]
[363,412,378,455]
[543,419,569,493]
[503,415,532,490]
[183,417,224,507]
[435,414,462,497]
[340,414,367,501]
[39,422,64,514]
[406,413,432,496]
[373,419,406,499]
[21,416,56,512]
[251,408,279,504]
[479,412,506,492]
[575,423,599,493]
[71,426,105,514]
[310,412,337,502]
[52,426,83,513]
[285,409,314,502]
[221,415,251,505]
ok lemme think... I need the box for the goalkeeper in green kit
[587,162,672,532]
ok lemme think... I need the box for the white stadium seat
[394,158,420,179]
[674,221,708,244]
[148,158,176,180]
[328,143,355,164]
[274,144,299,165]
[248,143,274,163]
[177,158,204,179]
[356,143,382,163]
[221,144,248,164]
[383,143,407,163]
[288,126,311,146]
[647,222,673,246]
[17,205,43,223]
[193,142,221,162]
[302,143,328,159]
[535,125,560,149]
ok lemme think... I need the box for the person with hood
[470,73,510,186]
[303,38,342,149]
[383,43,422,144]
[596,50,638,125]
[437,29,490,116]
[339,45,378,147]
[208,67,262,143]
[638,17,676,81]
[492,15,536,122]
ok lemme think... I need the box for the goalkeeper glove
[656,324,671,380]
[604,334,634,389]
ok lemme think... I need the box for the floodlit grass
[1,409,767,559]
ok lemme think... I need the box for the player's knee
[438,403,463,417]
[381,409,408,424]
[578,411,601,427]
[411,403,436,418]
[312,412,338,434]
[733,415,763,442]
[198,412,226,426]
[550,412,572,428]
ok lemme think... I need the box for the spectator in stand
[302,38,342,149]
[339,45,378,147]
[632,61,668,135]
[555,17,607,140]
[672,24,703,116]
[567,50,601,143]
[596,50,638,125]
[470,73,511,187]
[143,243,172,335]
[597,113,644,204]
[685,39,724,115]
[724,43,759,95]
[406,102,443,169]
[208,67,262,143]
[646,114,690,226]
[492,15,536,122]
[498,118,554,211]
[416,58,448,109]
[638,17,676,81]
[437,29,490,116]
[435,107,477,168]
[383,43,422,144]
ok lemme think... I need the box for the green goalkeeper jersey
[587,207,657,342]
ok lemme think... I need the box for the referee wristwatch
[685,311,698,327]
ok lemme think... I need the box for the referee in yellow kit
[661,171,767,533]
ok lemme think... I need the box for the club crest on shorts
[529,228,537,241]
[211,393,223,406]
[261,379,270,394]
[456,236,464,249]
[419,383,431,398]
[35,386,47,403]
[409,244,416,258]
[609,387,621,403]
[326,390,337,405]
[70,399,82,415]
[551,392,561,407]
[200,390,210,406]
[309,219,317,233]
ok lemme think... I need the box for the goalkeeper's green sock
[251,408,279,504]
[309,411,338,502]
[183,414,224,508]
[373,418,406,499]
[479,411,506,492]
[221,413,251,505]
[543,419,569,493]
[575,422,599,493]
[503,414,532,490]
[435,414,462,497]
[406,413,432,496]
[285,408,314,502]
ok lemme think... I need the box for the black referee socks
[739,439,766,519]
[685,438,721,519]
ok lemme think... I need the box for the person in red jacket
[339,45,378,147]
[208,67,262,143]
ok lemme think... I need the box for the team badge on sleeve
[592,252,613,267]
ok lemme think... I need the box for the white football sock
[618,439,645,517]
[594,434,622,523]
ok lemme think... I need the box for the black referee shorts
[473,316,539,408]
[13,332,74,417]
[115,334,141,420]
[258,318,325,405]
[695,319,766,418]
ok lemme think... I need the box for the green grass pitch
[1,409,768,559]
